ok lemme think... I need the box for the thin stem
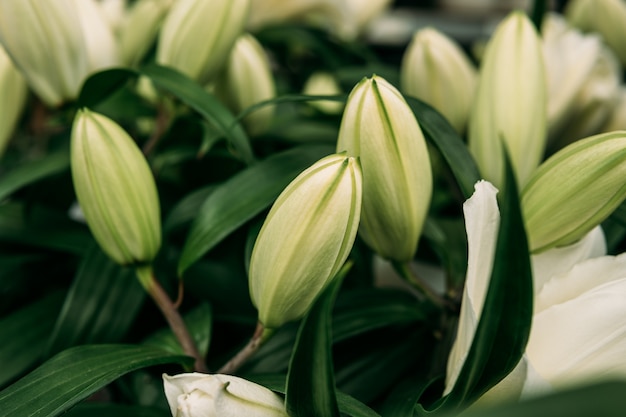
[142,101,171,156]
[136,265,207,372]
[217,322,273,375]
[393,261,457,312]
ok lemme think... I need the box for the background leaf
[0,151,70,202]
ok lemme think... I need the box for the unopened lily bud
[302,71,344,114]
[566,0,626,67]
[249,154,362,329]
[522,131,626,253]
[163,373,288,417]
[119,0,173,67]
[468,11,547,190]
[337,75,432,262]
[400,27,476,134]
[0,44,27,157]
[0,0,119,107]
[214,33,276,136]
[157,0,249,85]
[71,109,161,265]
[601,87,626,132]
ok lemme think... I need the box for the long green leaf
[77,68,137,108]
[178,145,332,275]
[0,292,65,388]
[141,64,254,164]
[0,151,70,202]
[406,97,481,200]
[65,403,169,417]
[285,264,352,417]
[0,344,191,417]
[432,156,533,412]
[46,245,145,357]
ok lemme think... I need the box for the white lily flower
[0,44,27,157]
[446,181,626,405]
[163,373,288,417]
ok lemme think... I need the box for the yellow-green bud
[249,154,362,329]
[0,44,27,158]
[468,11,547,190]
[400,27,476,134]
[522,131,626,253]
[566,0,626,67]
[302,71,344,115]
[214,33,276,136]
[70,109,161,265]
[119,0,173,67]
[0,0,119,107]
[157,0,250,85]
[337,75,432,262]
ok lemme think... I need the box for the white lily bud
[542,13,622,146]
[566,0,626,67]
[400,27,476,134]
[302,71,344,114]
[249,154,362,329]
[157,0,249,85]
[468,11,547,190]
[163,373,288,417]
[0,0,119,107]
[522,131,626,253]
[70,109,161,265]
[214,33,276,136]
[119,0,173,67]
[0,44,27,157]
[337,75,432,262]
[343,0,393,39]
[600,86,626,133]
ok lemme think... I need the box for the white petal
[444,180,500,393]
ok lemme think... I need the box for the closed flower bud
[214,33,276,136]
[601,86,626,132]
[0,44,27,157]
[0,0,119,107]
[302,71,344,114]
[522,131,626,253]
[468,11,547,190]
[400,27,476,134]
[157,0,249,85]
[163,373,288,417]
[119,0,173,67]
[70,109,161,265]
[566,0,626,67]
[249,154,362,329]
[337,75,432,262]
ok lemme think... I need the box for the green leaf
[65,403,169,417]
[143,302,212,358]
[457,380,626,417]
[177,145,332,275]
[433,155,533,412]
[406,97,481,200]
[140,64,254,165]
[163,185,216,233]
[77,68,137,108]
[285,263,352,417]
[0,151,70,202]
[45,245,145,357]
[0,292,65,388]
[0,344,192,417]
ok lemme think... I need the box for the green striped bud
[70,109,161,265]
[337,75,432,262]
[522,131,626,253]
[249,154,362,329]
[0,44,27,157]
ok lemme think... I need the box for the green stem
[392,261,455,311]
[136,265,207,372]
[217,322,274,375]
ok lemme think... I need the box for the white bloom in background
[401,27,476,134]
[600,86,626,132]
[98,0,127,35]
[542,14,621,149]
[343,0,393,38]
[214,33,276,136]
[0,44,27,158]
[0,0,119,107]
[468,11,547,191]
[446,181,626,404]
[302,71,344,114]
[163,373,288,417]
[157,0,249,85]
[566,0,626,67]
